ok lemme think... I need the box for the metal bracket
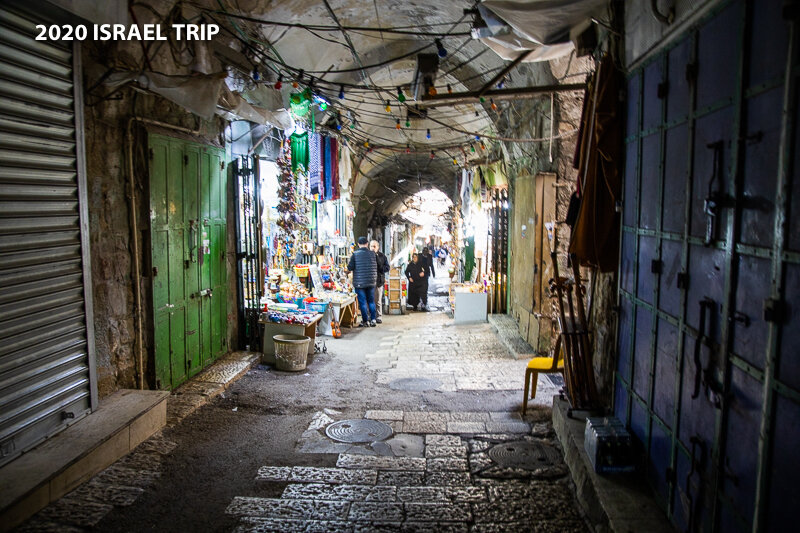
[729,311,751,328]
[763,298,786,323]
[651,259,662,274]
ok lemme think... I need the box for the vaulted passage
[0,1,797,532]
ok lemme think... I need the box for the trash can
[273,334,311,371]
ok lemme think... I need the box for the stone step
[256,466,378,485]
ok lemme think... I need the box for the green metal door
[149,134,226,390]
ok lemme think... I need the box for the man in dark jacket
[405,253,426,310]
[420,247,435,310]
[370,240,390,323]
[347,236,378,327]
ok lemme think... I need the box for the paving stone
[425,445,467,459]
[93,464,161,488]
[376,470,425,486]
[401,522,469,533]
[115,451,162,472]
[308,411,336,430]
[489,412,523,421]
[134,434,178,455]
[289,467,378,485]
[425,434,462,446]
[347,502,404,521]
[67,480,144,507]
[397,486,487,503]
[403,502,472,522]
[426,457,469,472]
[35,497,114,527]
[386,434,425,457]
[447,412,490,422]
[337,454,426,471]
[233,517,353,533]
[14,519,84,533]
[425,471,471,485]
[282,484,396,502]
[256,466,292,482]
[352,523,401,533]
[468,440,493,453]
[225,497,349,520]
[296,439,353,454]
[404,419,449,434]
[403,411,449,423]
[446,421,486,434]
[484,421,531,434]
[365,410,404,420]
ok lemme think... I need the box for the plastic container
[304,300,329,314]
[294,265,310,278]
[273,334,311,371]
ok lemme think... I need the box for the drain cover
[388,377,441,391]
[488,440,561,470]
[325,419,393,443]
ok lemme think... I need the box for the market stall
[259,304,323,364]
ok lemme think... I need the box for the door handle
[188,220,198,263]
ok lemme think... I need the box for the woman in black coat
[404,253,426,310]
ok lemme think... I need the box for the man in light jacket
[347,236,378,327]
[370,240,391,324]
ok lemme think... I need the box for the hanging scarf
[308,133,321,196]
[290,131,309,173]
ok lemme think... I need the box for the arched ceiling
[206,0,560,213]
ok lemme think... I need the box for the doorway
[148,134,227,390]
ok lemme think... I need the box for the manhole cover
[488,440,561,470]
[388,377,441,391]
[325,419,393,443]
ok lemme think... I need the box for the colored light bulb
[405,118,410,128]
[274,75,282,90]
[426,129,431,139]
[385,100,391,113]
[490,98,497,111]
[435,38,447,58]
[428,86,437,96]
[338,85,345,99]
[447,84,452,94]
[396,119,401,129]
[430,150,435,159]
[397,87,406,103]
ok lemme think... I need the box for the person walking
[370,240,390,324]
[420,247,435,310]
[347,236,378,327]
[404,253,426,310]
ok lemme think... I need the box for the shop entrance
[148,134,227,390]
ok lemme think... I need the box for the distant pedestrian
[404,253,426,310]
[347,236,377,327]
[370,240,390,324]
[420,247,435,310]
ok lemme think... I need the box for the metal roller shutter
[0,6,96,467]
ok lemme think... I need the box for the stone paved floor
[226,409,584,532]
[14,273,584,532]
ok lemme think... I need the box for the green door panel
[149,135,228,389]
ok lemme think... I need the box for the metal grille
[0,6,95,466]
[234,156,262,350]
[489,188,509,313]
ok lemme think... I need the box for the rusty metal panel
[740,87,781,247]
[643,61,664,131]
[640,134,660,230]
[637,235,657,303]
[691,106,735,240]
[659,240,682,317]
[720,366,762,529]
[653,320,679,427]
[732,256,770,368]
[747,0,788,88]
[696,2,739,110]
[778,263,800,390]
[662,124,688,234]
[666,38,691,123]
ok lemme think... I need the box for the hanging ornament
[426,128,431,139]
[395,119,401,130]
[397,86,406,103]
[435,38,447,58]
[274,75,283,90]
[490,98,498,111]
[338,85,345,99]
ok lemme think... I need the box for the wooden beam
[476,49,533,97]
[419,83,587,108]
